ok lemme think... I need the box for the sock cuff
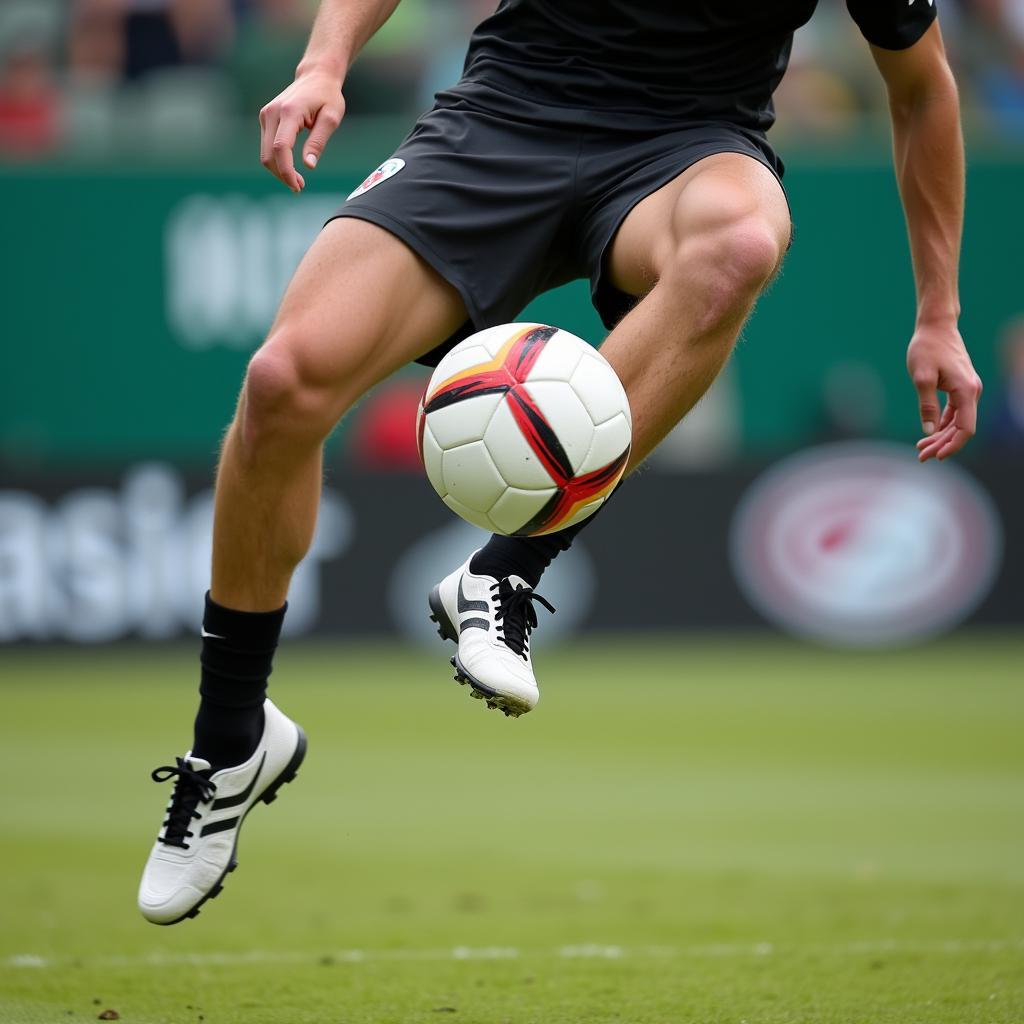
[471,538,548,588]
[203,592,287,650]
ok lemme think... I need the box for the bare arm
[259,0,402,192]
[871,20,982,461]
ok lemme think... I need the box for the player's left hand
[907,322,982,462]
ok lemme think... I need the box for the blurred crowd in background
[3,0,1023,462]
[1,0,1024,160]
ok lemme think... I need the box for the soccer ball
[416,323,632,536]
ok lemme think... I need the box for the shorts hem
[590,145,790,330]
[327,204,486,337]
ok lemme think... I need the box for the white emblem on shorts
[347,158,405,200]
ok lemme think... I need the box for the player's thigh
[606,152,792,298]
[262,217,467,410]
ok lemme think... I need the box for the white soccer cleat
[138,698,306,925]
[428,554,554,718]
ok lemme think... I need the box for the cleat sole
[451,654,530,719]
[428,587,459,643]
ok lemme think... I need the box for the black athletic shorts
[329,80,786,367]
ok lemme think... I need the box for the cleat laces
[151,759,217,849]
[490,578,555,660]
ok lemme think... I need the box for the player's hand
[907,322,982,462]
[259,69,346,193]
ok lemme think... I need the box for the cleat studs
[452,669,528,719]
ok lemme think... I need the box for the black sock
[192,593,286,770]
[470,488,617,588]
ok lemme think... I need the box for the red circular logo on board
[729,442,1002,646]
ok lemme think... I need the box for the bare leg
[466,155,793,590]
[212,217,467,611]
[444,155,792,720]
[601,153,792,470]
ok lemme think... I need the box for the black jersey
[461,1,938,131]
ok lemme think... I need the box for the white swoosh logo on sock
[200,629,225,640]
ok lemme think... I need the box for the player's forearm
[296,0,403,82]
[887,68,964,326]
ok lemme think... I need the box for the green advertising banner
[2,145,1020,467]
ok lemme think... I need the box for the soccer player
[139,0,981,924]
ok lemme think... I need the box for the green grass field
[2,636,1022,1024]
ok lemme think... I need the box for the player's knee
[665,216,786,330]
[693,216,784,291]
[716,218,785,290]
[241,337,338,447]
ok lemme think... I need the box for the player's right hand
[259,70,346,193]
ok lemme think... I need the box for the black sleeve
[846,0,937,51]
